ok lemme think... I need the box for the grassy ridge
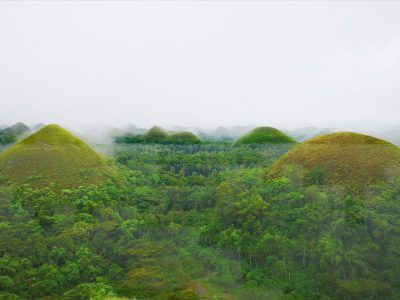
[268,132,400,193]
[235,127,296,145]
[0,124,118,188]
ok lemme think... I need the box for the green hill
[235,126,296,145]
[142,126,168,142]
[122,127,201,144]
[268,132,400,193]
[0,124,118,188]
[0,122,30,144]
[167,131,200,143]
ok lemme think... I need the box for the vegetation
[116,127,201,145]
[235,127,296,145]
[142,126,169,143]
[268,132,400,194]
[0,124,119,188]
[1,128,400,299]
[167,131,200,144]
[0,122,30,145]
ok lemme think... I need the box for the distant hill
[285,127,333,142]
[235,127,297,145]
[142,126,169,143]
[193,125,257,142]
[196,131,234,143]
[167,131,200,143]
[212,126,256,140]
[268,132,400,194]
[117,126,201,144]
[0,122,30,144]
[32,123,46,131]
[0,124,118,188]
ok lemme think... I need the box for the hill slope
[268,132,400,193]
[0,124,118,188]
[235,127,296,145]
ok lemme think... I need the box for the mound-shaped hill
[167,131,200,143]
[0,122,30,144]
[127,127,201,144]
[235,127,296,145]
[142,126,168,142]
[268,132,400,194]
[0,124,118,188]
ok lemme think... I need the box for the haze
[1,1,400,130]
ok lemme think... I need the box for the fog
[1,1,400,131]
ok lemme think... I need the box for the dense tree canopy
[0,140,399,299]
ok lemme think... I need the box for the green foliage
[204,173,400,299]
[142,126,168,142]
[116,127,201,145]
[0,122,30,145]
[167,131,200,144]
[63,282,115,299]
[235,127,297,145]
[1,138,400,299]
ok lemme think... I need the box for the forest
[0,124,400,300]
[2,1,400,299]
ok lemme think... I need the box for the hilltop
[142,126,168,142]
[235,127,297,145]
[167,131,200,143]
[0,124,118,188]
[268,132,400,193]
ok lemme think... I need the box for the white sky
[0,1,399,130]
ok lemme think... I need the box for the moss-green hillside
[268,132,400,194]
[235,127,296,145]
[142,126,168,142]
[167,131,200,143]
[0,124,118,188]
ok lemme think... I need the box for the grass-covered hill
[0,122,30,145]
[116,126,201,144]
[0,124,118,188]
[142,126,168,142]
[167,131,200,143]
[235,126,297,145]
[268,132,400,193]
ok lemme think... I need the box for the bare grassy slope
[0,124,118,188]
[268,132,400,193]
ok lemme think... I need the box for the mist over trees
[1,1,400,298]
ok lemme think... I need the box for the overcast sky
[0,1,399,130]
